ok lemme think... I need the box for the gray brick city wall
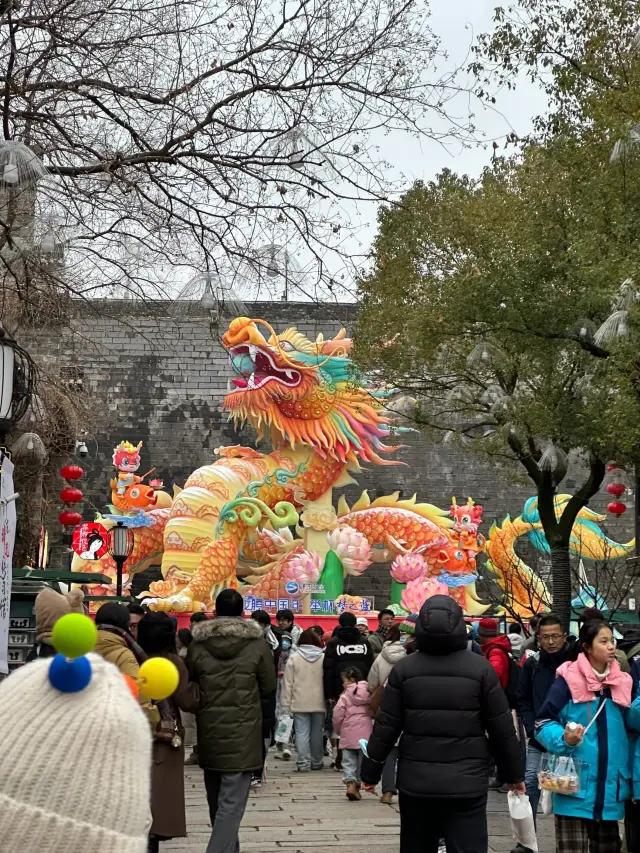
[29,300,636,610]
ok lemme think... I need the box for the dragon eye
[280,341,294,352]
[461,514,471,525]
[122,457,128,465]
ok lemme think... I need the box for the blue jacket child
[536,651,633,822]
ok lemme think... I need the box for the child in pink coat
[333,667,373,800]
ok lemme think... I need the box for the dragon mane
[222,318,403,466]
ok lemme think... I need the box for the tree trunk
[550,546,572,632]
[506,436,605,633]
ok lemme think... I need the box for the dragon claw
[146,593,205,613]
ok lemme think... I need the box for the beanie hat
[478,618,499,638]
[0,653,152,853]
[399,613,418,635]
[35,587,85,645]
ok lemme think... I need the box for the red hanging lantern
[607,501,627,517]
[58,510,82,527]
[60,486,83,504]
[606,463,619,473]
[606,482,626,498]
[61,464,84,481]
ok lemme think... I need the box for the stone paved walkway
[165,754,556,853]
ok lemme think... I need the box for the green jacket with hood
[187,616,276,772]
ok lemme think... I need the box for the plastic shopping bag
[538,753,586,796]
[508,792,539,852]
[275,713,294,745]
[540,789,553,817]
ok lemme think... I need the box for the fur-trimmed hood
[192,616,264,660]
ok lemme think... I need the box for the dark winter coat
[26,642,56,662]
[368,627,388,658]
[619,628,640,667]
[361,595,524,798]
[517,643,574,751]
[323,625,373,701]
[187,616,276,772]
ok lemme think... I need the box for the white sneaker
[282,748,292,761]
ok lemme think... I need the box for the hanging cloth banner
[0,457,17,676]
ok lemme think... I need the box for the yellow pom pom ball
[51,613,97,659]
[138,657,179,701]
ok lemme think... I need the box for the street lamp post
[0,326,36,441]
[108,521,134,597]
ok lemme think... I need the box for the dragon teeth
[248,373,256,388]
[285,370,294,379]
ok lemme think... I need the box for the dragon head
[112,440,142,472]
[222,317,401,465]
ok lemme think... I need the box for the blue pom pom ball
[48,654,92,693]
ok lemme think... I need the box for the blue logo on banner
[284,581,299,595]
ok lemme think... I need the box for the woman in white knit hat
[0,652,152,852]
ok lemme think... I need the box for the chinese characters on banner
[0,457,16,675]
[244,597,303,614]
[242,594,375,616]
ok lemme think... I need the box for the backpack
[626,640,640,665]
[495,646,521,709]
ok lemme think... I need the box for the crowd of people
[5,587,640,853]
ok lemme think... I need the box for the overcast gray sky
[218,0,551,303]
[299,0,550,300]
[384,0,547,183]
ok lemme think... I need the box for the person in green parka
[187,589,276,853]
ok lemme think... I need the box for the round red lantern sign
[72,521,109,560]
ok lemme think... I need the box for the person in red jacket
[478,618,513,793]
[478,619,511,688]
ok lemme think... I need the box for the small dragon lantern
[112,440,143,496]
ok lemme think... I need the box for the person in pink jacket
[333,666,373,800]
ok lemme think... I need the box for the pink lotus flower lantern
[281,550,325,596]
[390,552,427,583]
[401,577,449,613]
[326,527,372,575]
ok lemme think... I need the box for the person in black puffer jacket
[362,596,525,853]
[323,612,373,702]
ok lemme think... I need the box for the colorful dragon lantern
[71,440,172,604]
[71,317,636,617]
[485,496,635,618]
[112,441,143,495]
